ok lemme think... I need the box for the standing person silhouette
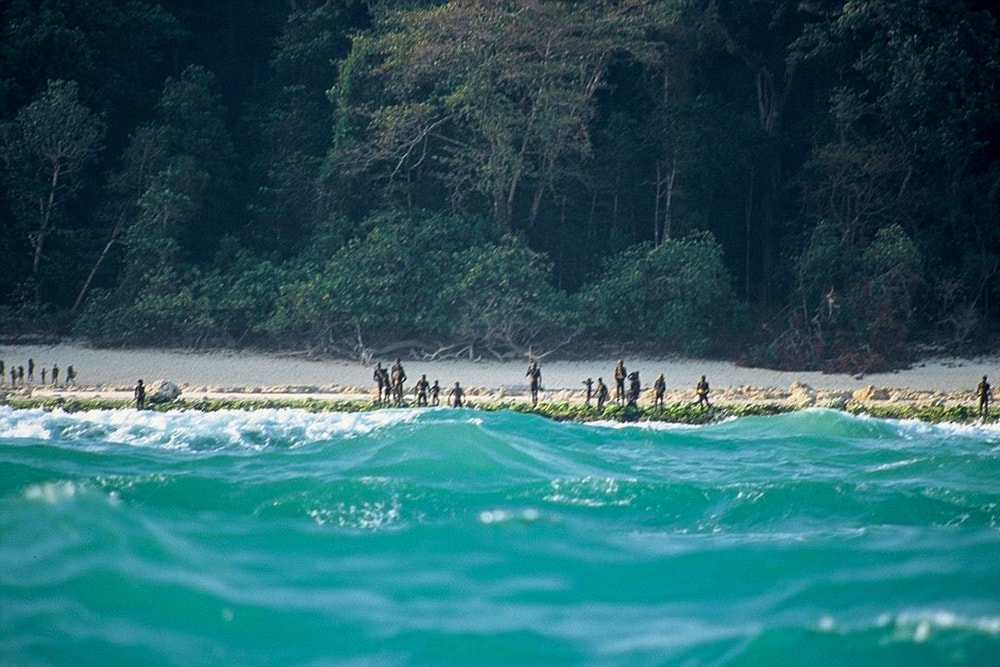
[391,358,407,405]
[373,362,385,405]
[134,379,146,410]
[526,361,542,407]
[449,381,464,408]
[430,380,441,406]
[627,371,641,406]
[977,375,992,419]
[695,375,711,409]
[379,366,391,404]
[614,360,627,406]
[415,374,430,406]
[596,377,609,410]
[653,374,666,408]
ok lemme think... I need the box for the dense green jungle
[1,0,998,372]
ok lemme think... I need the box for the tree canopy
[1,0,998,369]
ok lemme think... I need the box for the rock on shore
[147,380,181,404]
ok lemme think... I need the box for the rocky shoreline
[1,342,994,423]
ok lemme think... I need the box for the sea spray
[2,406,999,666]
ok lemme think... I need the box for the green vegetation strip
[1,394,987,425]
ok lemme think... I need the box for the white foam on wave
[543,476,638,508]
[0,406,53,440]
[814,609,1000,642]
[0,406,425,452]
[881,414,1000,442]
[823,409,1000,452]
[878,609,1000,641]
[587,418,704,432]
[866,458,922,473]
[308,492,402,530]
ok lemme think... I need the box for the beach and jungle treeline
[1,1,998,379]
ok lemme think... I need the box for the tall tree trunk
[713,6,798,306]
[527,152,554,229]
[31,160,63,306]
[653,156,678,248]
[661,155,677,245]
[494,188,511,229]
[654,163,662,247]
[72,214,126,313]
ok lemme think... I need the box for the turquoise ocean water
[1,405,998,666]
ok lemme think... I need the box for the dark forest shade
[1,0,998,371]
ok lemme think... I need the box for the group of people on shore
[366,358,994,418]
[372,358,466,407]
[579,359,712,411]
[367,357,717,412]
[0,358,76,388]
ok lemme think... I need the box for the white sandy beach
[1,341,996,407]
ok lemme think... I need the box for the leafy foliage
[0,1,997,364]
[763,223,924,372]
[580,232,741,355]
[332,0,657,228]
[442,236,577,349]
[263,209,574,354]
[0,79,105,306]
